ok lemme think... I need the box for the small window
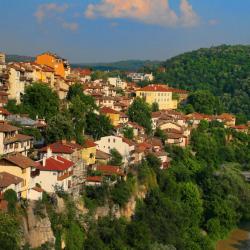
[113,139,115,143]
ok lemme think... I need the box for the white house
[95,136,135,165]
[31,155,75,193]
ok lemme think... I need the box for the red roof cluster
[36,156,74,171]
[83,139,97,148]
[39,141,82,154]
[96,165,124,176]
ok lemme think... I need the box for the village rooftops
[96,150,110,160]
[2,153,37,169]
[0,121,20,132]
[0,172,23,188]
[39,141,82,154]
[86,176,103,183]
[36,156,74,171]
[96,165,124,176]
[138,84,188,93]
[83,139,97,148]
[4,134,33,144]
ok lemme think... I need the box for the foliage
[4,189,18,214]
[45,112,75,143]
[21,127,42,141]
[85,113,114,140]
[0,212,20,250]
[151,102,159,112]
[22,83,60,120]
[122,126,134,140]
[155,45,250,118]
[128,97,152,134]
[108,148,123,166]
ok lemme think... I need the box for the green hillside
[154,45,250,118]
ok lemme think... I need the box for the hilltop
[153,44,250,119]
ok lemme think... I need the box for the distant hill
[72,60,161,71]
[154,44,250,118]
[6,55,35,63]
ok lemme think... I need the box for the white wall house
[95,136,135,165]
[31,155,75,193]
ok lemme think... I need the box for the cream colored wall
[0,160,31,198]
[136,91,177,110]
[82,147,96,165]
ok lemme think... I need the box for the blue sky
[0,0,250,63]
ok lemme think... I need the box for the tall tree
[127,97,152,134]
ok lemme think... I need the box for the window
[21,142,24,148]
[22,169,26,174]
[113,139,115,143]
[10,143,13,149]
[108,138,110,143]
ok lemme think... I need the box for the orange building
[36,52,70,78]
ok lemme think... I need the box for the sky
[0,0,250,63]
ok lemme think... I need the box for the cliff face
[22,201,55,249]
[93,184,148,220]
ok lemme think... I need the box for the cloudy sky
[0,0,250,63]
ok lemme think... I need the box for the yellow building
[136,84,178,110]
[0,153,37,198]
[82,139,97,166]
[36,52,70,78]
[100,107,120,126]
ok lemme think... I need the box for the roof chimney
[42,155,46,167]
[47,146,52,158]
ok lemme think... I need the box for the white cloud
[62,22,79,31]
[85,0,199,28]
[208,19,219,26]
[34,3,69,23]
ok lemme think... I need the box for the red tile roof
[86,176,103,183]
[0,172,23,188]
[100,107,120,115]
[39,142,75,154]
[96,165,124,176]
[36,156,74,171]
[0,107,10,116]
[83,139,97,148]
[139,85,171,92]
[2,153,37,169]
[0,122,19,132]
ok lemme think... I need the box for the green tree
[22,83,60,120]
[108,148,123,166]
[128,97,152,134]
[122,126,134,140]
[0,212,20,250]
[85,113,114,140]
[151,102,159,112]
[45,112,75,143]
[4,189,18,214]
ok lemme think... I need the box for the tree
[151,102,159,112]
[4,189,18,214]
[0,212,20,250]
[22,83,60,120]
[187,90,224,115]
[108,148,123,166]
[45,112,75,143]
[122,126,134,140]
[85,113,114,140]
[128,97,152,134]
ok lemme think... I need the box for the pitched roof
[0,172,23,188]
[96,149,110,160]
[100,107,120,115]
[0,122,19,132]
[138,85,171,92]
[36,156,74,171]
[39,142,75,154]
[2,153,37,169]
[86,176,103,183]
[0,107,10,116]
[83,139,97,148]
[4,134,33,144]
[96,165,124,176]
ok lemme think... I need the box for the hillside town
[0,50,248,212]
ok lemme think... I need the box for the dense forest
[152,45,250,119]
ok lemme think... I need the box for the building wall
[82,147,96,165]
[95,136,134,164]
[136,91,177,110]
[31,170,71,193]
[36,54,65,78]
[106,113,120,126]
[0,160,31,198]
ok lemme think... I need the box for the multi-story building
[36,52,70,78]
[136,84,178,110]
[0,122,33,156]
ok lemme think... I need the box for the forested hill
[154,45,250,119]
